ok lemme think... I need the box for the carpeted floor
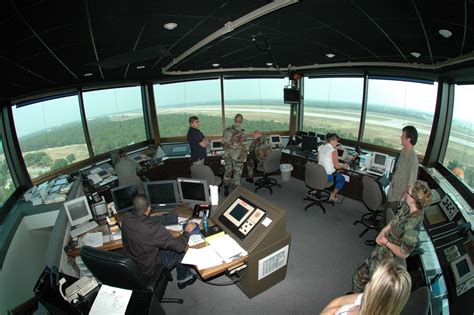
[162,176,377,315]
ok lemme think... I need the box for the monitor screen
[269,135,282,146]
[301,135,318,151]
[221,197,255,227]
[337,148,344,157]
[317,134,326,141]
[64,196,93,226]
[111,184,139,213]
[211,140,223,151]
[372,153,388,169]
[161,143,191,156]
[144,180,179,210]
[283,88,300,104]
[177,178,209,205]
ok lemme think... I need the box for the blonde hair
[360,261,411,315]
[411,180,432,211]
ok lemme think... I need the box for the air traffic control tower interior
[0,1,474,314]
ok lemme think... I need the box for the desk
[66,205,249,280]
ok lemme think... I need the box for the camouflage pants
[246,156,264,178]
[352,245,394,293]
[224,157,244,186]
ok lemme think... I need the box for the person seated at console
[318,133,347,202]
[114,149,142,179]
[246,130,272,183]
[122,194,197,289]
[321,261,411,315]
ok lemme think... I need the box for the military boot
[224,185,229,196]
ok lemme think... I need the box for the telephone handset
[59,276,99,303]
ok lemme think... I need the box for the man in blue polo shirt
[187,116,208,165]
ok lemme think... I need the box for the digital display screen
[272,136,280,142]
[374,154,387,165]
[147,183,177,205]
[98,170,108,177]
[67,199,90,221]
[212,141,222,148]
[181,181,206,202]
[456,259,470,276]
[172,146,187,153]
[337,149,344,157]
[113,185,139,212]
[229,204,249,221]
[302,135,318,151]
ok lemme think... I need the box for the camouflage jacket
[248,137,272,162]
[222,123,246,161]
[386,202,423,257]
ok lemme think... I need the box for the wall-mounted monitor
[211,139,223,151]
[283,88,300,104]
[177,178,210,205]
[64,196,94,227]
[372,152,388,170]
[111,184,139,213]
[301,135,318,151]
[144,180,179,211]
[269,135,282,147]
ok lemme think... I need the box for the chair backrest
[190,165,217,186]
[362,176,384,211]
[401,286,430,315]
[263,149,282,174]
[119,175,144,194]
[305,162,328,190]
[80,246,151,291]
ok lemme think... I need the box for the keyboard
[150,214,179,226]
[366,168,385,176]
[70,220,99,238]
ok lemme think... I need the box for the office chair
[190,164,222,187]
[110,150,120,166]
[119,176,145,194]
[254,149,282,194]
[80,246,183,314]
[401,286,430,315]
[353,176,385,242]
[303,162,334,213]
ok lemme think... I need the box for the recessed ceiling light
[212,63,220,67]
[84,73,93,77]
[163,22,178,30]
[326,53,335,58]
[266,62,273,66]
[411,52,421,58]
[136,65,145,69]
[438,29,452,38]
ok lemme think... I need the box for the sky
[11,78,473,137]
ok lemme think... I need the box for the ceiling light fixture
[411,52,421,58]
[136,65,145,69]
[326,53,335,58]
[266,62,273,66]
[163,22,178,30]
[84,73,93,77]
[212,63,220,67]
[438,29,452,38]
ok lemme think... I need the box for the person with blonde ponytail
[321,261,411,315]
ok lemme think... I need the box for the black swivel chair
[303,162,334,213]
[254,149,282,194]
[353,176,385,243]
[80,246,183,314]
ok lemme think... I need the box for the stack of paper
[89,285,132,315]
[207,234,247,263]
[181,247,224,270]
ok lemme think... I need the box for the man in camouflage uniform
[222,114,247,196]
[246,131,272,183]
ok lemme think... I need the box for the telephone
[59,276,99,303]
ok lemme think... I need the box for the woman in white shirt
[321,261,411,315]
[318,133,347,201]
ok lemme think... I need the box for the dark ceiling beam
[412,0,433,64]
[8,0,79,80]
[351,0,409,63]
[0,55,56,85]
[124,24,146,79]
[84,0,104,80]
[460,0,467,56]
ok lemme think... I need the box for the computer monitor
[110,184,139,213]
[210,139,223,151]
[337,147,348,161]
[161,143,191,157]
[283,87,300,104]
[269,134,282,147]
[317,133,326,142]
[308,131,316,137]
[177,178,210,205]
[144,180,179,211]
[301,135,319,151]
[372,152,388,170]
[64,196,93,227]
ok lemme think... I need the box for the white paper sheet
[82,232,104,247]
[181,247,223,269]
[89,285,132,315]
[207,234,247,263]
[188,234,205,246]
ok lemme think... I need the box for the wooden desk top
[67,204,248,279]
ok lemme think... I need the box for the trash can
[280,164,293,181]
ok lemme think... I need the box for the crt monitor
[177,178,210,205]
[337,147,348,161]
[64,196,93,227]
[144,180,179,211]
[211,139,223,151]
[372,152,388,170]
[111,184,139,213]
[301,135,318,151]
[317,133,326,142]
[269,134,282,147]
